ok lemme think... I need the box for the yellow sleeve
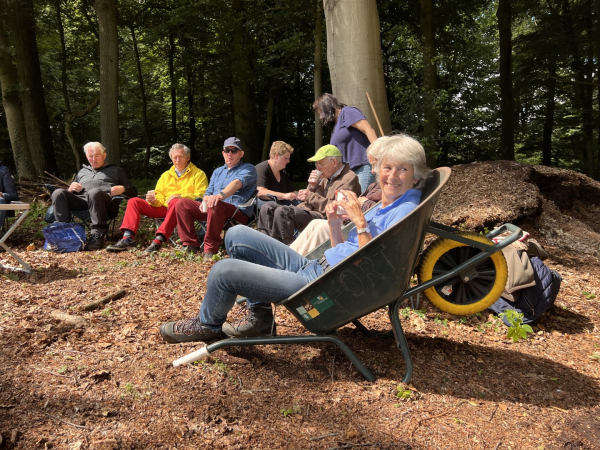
[191,169,209,200]
[152,172,169,208]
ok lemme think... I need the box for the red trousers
[120,197,180,238]
[174,198,248,253]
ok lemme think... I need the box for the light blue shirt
[206,162,257,217]
[324,189,422,267]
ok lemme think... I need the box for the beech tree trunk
[94,0,120,164]
[8,0,58,175]
[314,0,323,150]
[262,87,276,161]
[130,26,151,179]
[497,0,515,161]
[420,0,439,167]
[187,70,196,160]
[230,0,259,163]
[542,62,556,167]
[169,32,177,143]
[0,16,34,179]
[323,0,391,135]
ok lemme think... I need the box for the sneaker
[159,317,222,344]
[202,252,215,263]
[106,238,135,252]
[182,245,201,254]
[222,307,276,338]
[85,234,104,251]
[144,241,162,253]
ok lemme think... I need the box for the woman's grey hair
[169,143,191,159]
[368,134,431,189]
[83,142,106,154]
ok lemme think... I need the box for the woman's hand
[332,190,366,227]
[282,192,297,201]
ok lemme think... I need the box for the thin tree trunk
[262,86,276,161]
[323,0,391,134]
[130,26,151,179]
[0,16,34,179]
[230,0,259,163]
[420,0,438,167]
[8,0,58,175]
[187,70,196,160]
[314,0,323,150]
[497,0,515,160]
[94,0,120,164]
[542,62,556,167]
[64,96,100,171]
[169,32,177,143]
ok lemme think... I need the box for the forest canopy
[0,0,598,182]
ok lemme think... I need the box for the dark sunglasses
[223,148,239,154]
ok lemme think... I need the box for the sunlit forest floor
[1,161,599,449]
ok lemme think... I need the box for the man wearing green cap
[257,144,361,244]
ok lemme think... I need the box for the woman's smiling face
[378,158,417,206]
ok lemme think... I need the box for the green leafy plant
[582,291,596,299]
[499,309,533,343]
[400,307,426,319]
[57,365,69,374]
[280,405,301,417]
[101,307,112,317]
[434,316,448,327]
[395,386,412,399]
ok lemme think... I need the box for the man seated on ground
[257,145,361,245]
[171,137,257,262]
[51,142,137,250]
[106,143,208,252]
[290,147,382,256]
[0,160,19,230]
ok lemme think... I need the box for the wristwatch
[356,225,370,235]
[218,190,226,199]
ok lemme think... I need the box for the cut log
[80,289,126,311]
[50,310,85,327]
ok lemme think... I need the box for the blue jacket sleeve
[236,163,257,190]
[0,165,18,203]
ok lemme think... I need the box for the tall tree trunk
[187,70,196,160]
[0,16,34,179]
[94,0,120,164]
[497,0,515,160]
[8,0,58,175]
[542,62,556,167]
[169,32,177,143]
[314,0,323,150]
[130,26,151,179]
[562,0,594,177]
[420,0,438,167]
[230,0,259,163]
[262,86,276,161]
[323,0,391,135]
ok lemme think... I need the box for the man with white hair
[51,142,138,250]
[257,144,361,244]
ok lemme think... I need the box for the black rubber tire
[417,231,508,315]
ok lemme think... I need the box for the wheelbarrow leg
[389,300,413,384]
[172,335,377,382]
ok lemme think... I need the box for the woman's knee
[224,224,250,249]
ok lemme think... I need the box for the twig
[37,369,72,379]
[489,404,499,422]
[311,433,339,441]
[43,171,70,187]
[409,400,468,437]
[0,405,15,409]
[43,412,88,430]
[45,348,86,355]
[366,92,384,137]
[240,389,271,393]
[80,289,126,311]
[493,441,501,450]
[328,443,382,450]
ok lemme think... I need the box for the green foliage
[280,405,301,417]
[400,307,426,320]
[395,386,412,399]
[499,309,533,343]
[582,291,596,300]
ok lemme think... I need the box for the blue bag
[42,222,87,253]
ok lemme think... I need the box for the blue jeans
[198,226,324,331]
[0,197,6,226]
[353,163,375,193]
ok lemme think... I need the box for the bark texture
[314,0,324,150]
[323,0,391,135]
[420,0,439,167]
[497,0,515,160]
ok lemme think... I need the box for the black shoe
[144,241,162,253]
[222,307,276,338]
[85,234,104,251]
[159,317,222,343]
[202,252,215,262]
[106,238,135,252]
[182,245,201,254]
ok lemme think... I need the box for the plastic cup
[200,201,208,213]
[336,191,346,215]
[309,170,322,184]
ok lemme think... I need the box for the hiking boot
[144,241,162,253]
[222,307,276,338]
[85,234,104,251]
[106,238,136,252]
[159,317,222,344]
[182,245,201,254]
[202,252,215,263]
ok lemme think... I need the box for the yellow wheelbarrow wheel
[417,231,508,315]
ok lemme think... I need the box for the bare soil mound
[1,162,599,449]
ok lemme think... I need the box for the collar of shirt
[325,164,345,189]
[175,164,190,178]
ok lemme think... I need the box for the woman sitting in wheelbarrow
[159,134,431,343]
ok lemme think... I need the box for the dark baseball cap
[223,137,242,150]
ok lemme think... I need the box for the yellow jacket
[151,163,208,208]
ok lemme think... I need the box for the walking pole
[366,92,385,137]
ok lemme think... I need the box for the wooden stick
[80,289,126,311]
[366,92,384,137]
[43,412,88,430]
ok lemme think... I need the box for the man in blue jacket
[51,142,138,250]
[0,160,19,229]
